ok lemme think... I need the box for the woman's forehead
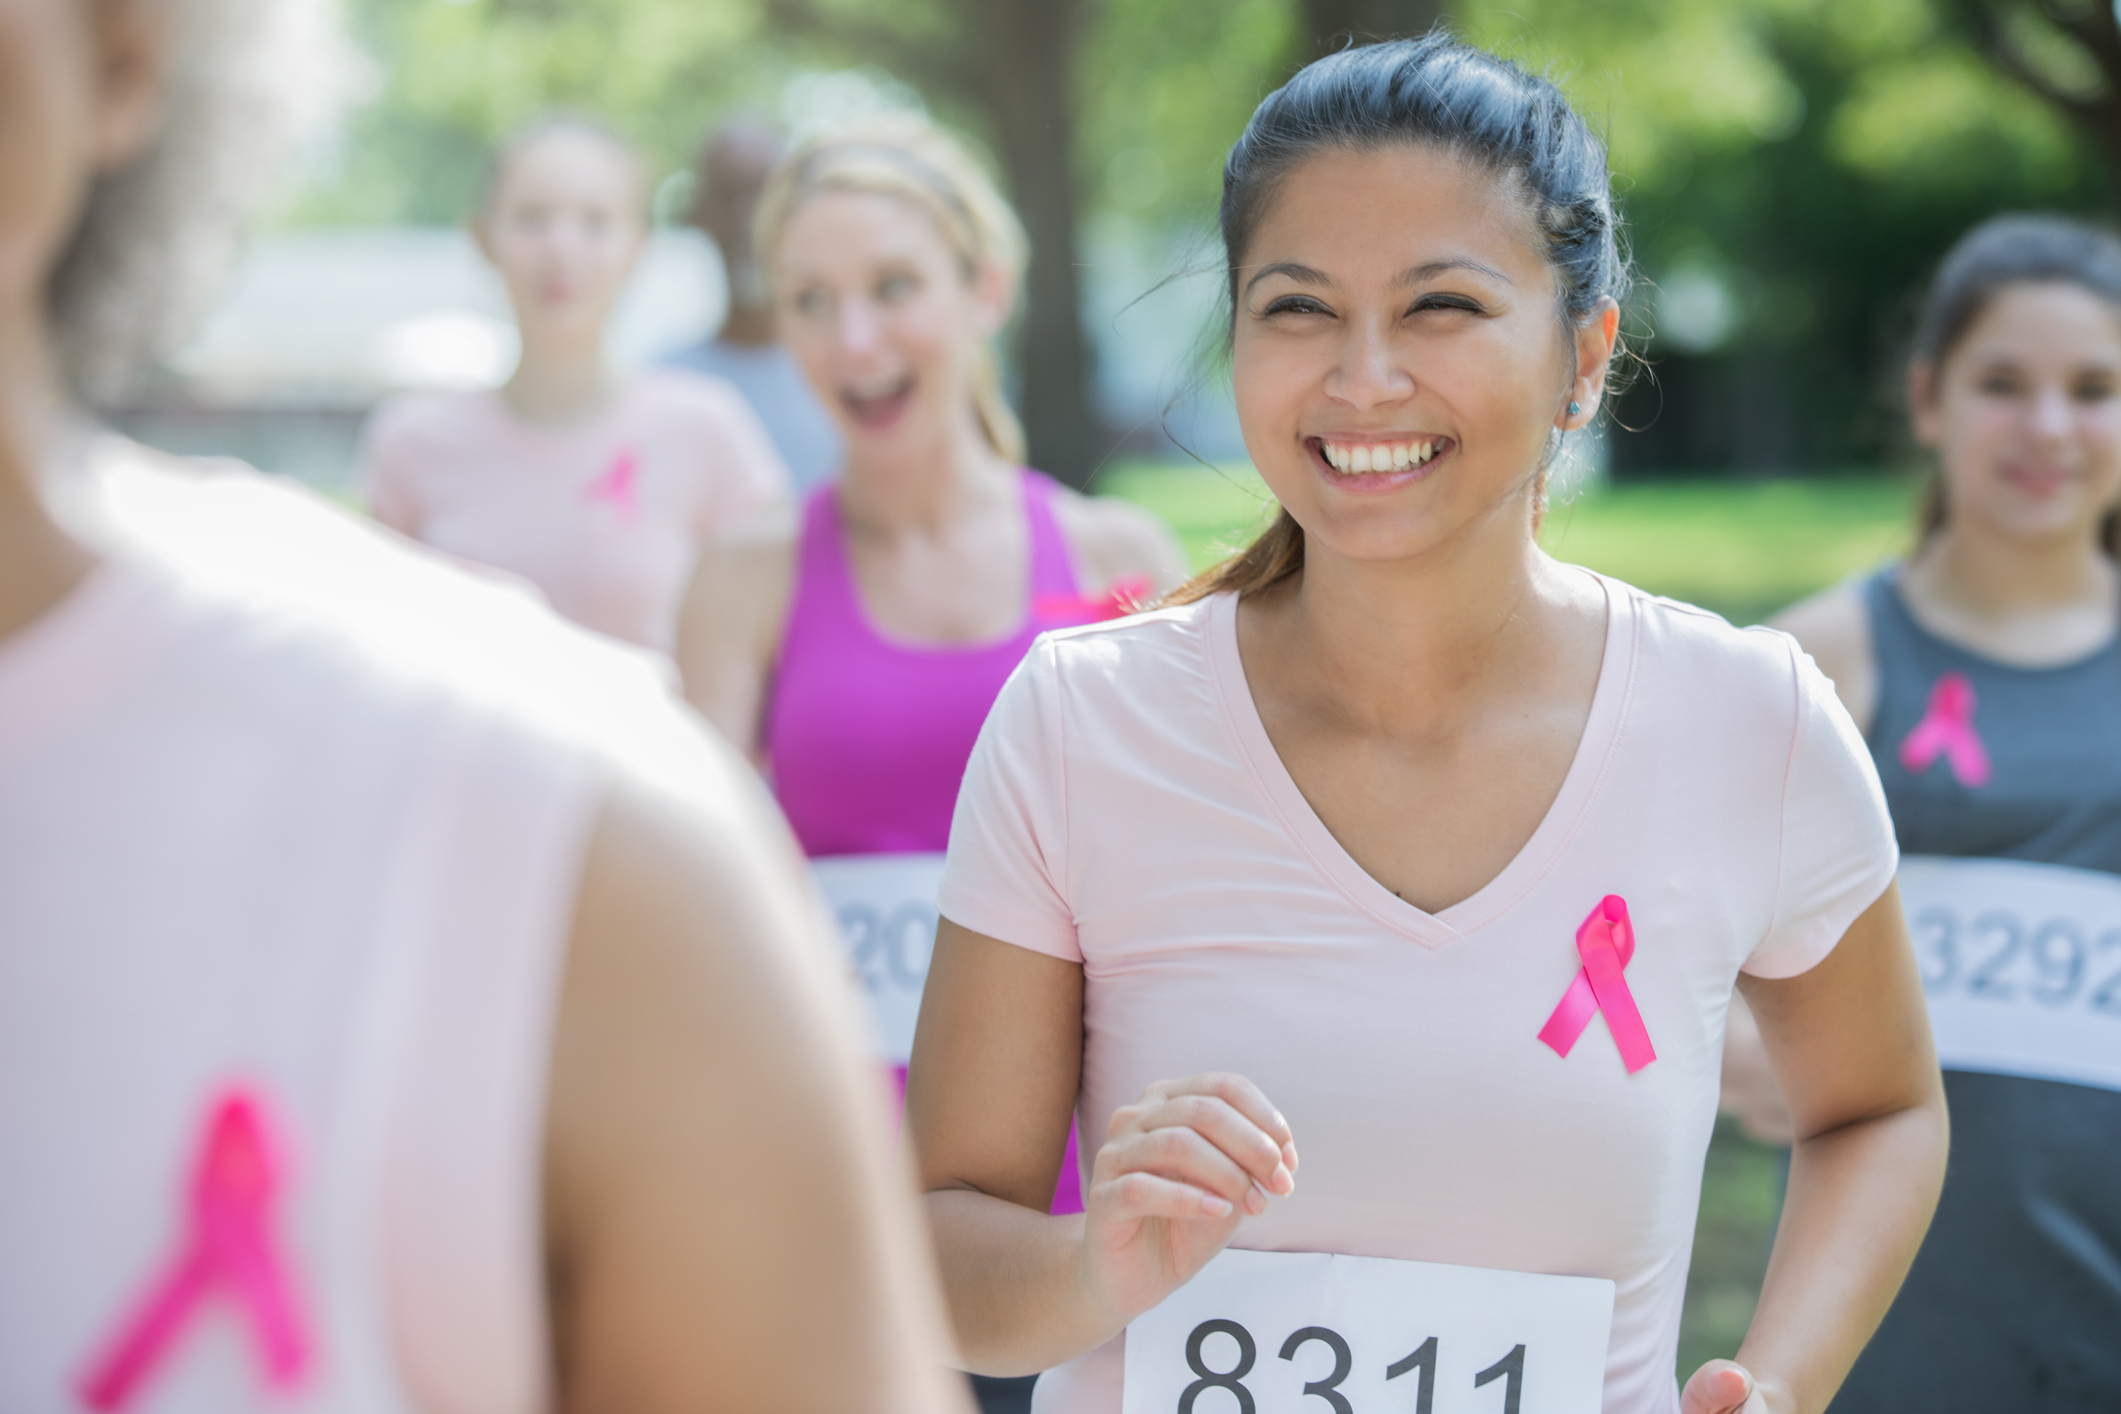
[780,189,959,266]
[1243,144,1547,288]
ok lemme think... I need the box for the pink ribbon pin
[1898,671,1991,788]
[1034,573,1154,626]
[584,448,640,520]
[1538,895,1658,1074]
[77,1089,311,1410]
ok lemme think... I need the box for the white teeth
[1321,438,1445,472]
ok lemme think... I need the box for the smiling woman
[908,32,1950,1414]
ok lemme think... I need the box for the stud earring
[1567,400,1582,417]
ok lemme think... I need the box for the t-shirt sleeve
[1745,638,1899,978]
[937,639,1082,963]
[356,399,422,536]
[685,379,794,542]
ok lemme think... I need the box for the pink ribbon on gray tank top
[1538,895,1658,1074]
[77,1088,311,1410]
[1899,671,1991,788]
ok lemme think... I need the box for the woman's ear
[970,257,1016,339]
[1907,360,1943,450]
[1558,298,1621,430]
[87,0,171,172]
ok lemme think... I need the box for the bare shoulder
[546,776,966,1411]
[1769,579,1877,734]
[1047,482,1189,593]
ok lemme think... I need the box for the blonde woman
[678,116,1183,1412]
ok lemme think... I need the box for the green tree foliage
[293,0,2113,475]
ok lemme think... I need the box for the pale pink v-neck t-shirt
[361,370,792,653]
[937,578,1898,1414]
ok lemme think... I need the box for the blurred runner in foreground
[361,115,791,656]
[675,116,1183,1414]
[666,118,843,494]
[0,3,968,1411]
[1731,214,2121,1412]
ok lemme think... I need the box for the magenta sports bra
[767,468,1096,858]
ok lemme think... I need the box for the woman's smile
[1306,434,1455,493]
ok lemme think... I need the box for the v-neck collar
[1206,573,1638,949]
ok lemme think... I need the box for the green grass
[1099,460,1921,626]
[1098,462,1907,1375]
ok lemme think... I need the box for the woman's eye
[1977,374,2023,396]
[1261,295,1331,317]
[877,272,917,302]
[793,288,831,319]
[2073,377,2117,403]
[1409,294,1481,316]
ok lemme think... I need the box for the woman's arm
[545,778,971,1413]
[909,920,1297,1377]
[1684,884,1948,1414]
[671,533,795,758]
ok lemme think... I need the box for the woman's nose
[1325,321,1413,409]
[2028,385,2074,442]
[835,298,883,355]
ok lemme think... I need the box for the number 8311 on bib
[1122,1249,1614,1414]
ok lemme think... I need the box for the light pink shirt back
[361,370,792,652]
[939,582,1897,1414]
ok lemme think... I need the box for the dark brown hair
[1910,214,2121,556]
[1168,31,1627,605]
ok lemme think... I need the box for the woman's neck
[1910,520,2115,619]
[499,324,620,425]
[0,312,98,645]
[836,408,1014,539]
[1251,492,1590,727]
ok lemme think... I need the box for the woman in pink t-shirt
[913,37,1949,1414]
[361,117,792,653]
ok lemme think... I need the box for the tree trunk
[1299,0,1446,61]
[1951,0,2121,206]
[960,0,1105,488]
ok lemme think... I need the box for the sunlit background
[108,0,2121,1373]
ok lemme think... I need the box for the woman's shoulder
[1039,475,1190,596]
[364,388,493,440]
[631,366,760,428]
[1614,574,1878,735]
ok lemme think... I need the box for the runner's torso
[1832,568,2121,1412]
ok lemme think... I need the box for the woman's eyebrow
[1397,257,1513,286]
[1242,261,1330,295]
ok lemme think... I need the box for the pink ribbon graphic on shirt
[1898,671,1991,788]
[1538,895,1658,1074]
[584,447,640,521]
[77,1088,311,1411]
[1034,573,1154,626]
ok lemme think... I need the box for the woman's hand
[1682,1360,1787,1414]
[1075,1073,1298,1328]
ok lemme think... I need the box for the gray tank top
[1831,568,2121,1413]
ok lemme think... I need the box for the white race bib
[810,853,945,1066]
[1900,855,2121,1093]
[1122,1249,1613,1414]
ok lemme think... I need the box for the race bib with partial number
[1123,1248,1614,1414]
[810,852,945,1066]
[1900,855,2121,1094]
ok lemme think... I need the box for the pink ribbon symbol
[1898,671,1990,788]
[584,448,640,520]
[1538,895,1658,1074]
[77,1089,311,1410]
[1034,573,1154,626]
